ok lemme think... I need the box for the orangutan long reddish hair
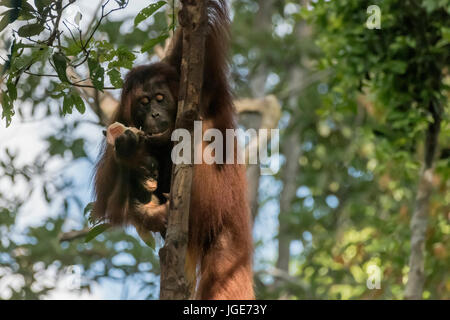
[93,0,254,299]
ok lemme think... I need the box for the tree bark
[275,11,312,276]
[275,62,305,273]
[404,102,441,300]
[243,0,274,220]
[276,111,302,273]
[159,0,207,300]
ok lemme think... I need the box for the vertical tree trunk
[159,0,207,300]
[276,108,302,273]
[404,102,441,299]
[276,68,304,273]
[275,4,312,276]
[244,0,274,220]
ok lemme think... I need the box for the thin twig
[24,70,118,90]
[62,20,81,48]
[59,228,90,242]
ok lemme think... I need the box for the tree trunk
[159,0,207,300]
[276,112,302,272]
[275,9,312,276]
[404,102,441,299]
[244,0,274,220]
[276,63,304,273]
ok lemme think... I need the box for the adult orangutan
[93,0,254,299]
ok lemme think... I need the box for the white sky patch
[296,186,311,198]
[0,103,59,228]
[0,267,25,299]
[326,194,339,209]
[45,287,101,300]
[274,21,293,37]
[253,176,281,271]
[290,239,304,256]
[284,3,300,16]
[265,72,280,92]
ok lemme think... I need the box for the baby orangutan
[99,122,168,238]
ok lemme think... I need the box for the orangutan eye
[139,96,150,105]
[155,94,164,102]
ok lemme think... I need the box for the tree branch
[59,228,89,242]
[404,100,442,299]
[158,0,208,300]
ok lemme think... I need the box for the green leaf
[13,54,32,70]
[0,8,19,33]
[17,10,34,21]
[115,0,127,6]
[14,42,35,49]
[107,68,123,88]
[0,0,35,11]
[46,136,66,156]
[64,41,82,56]
[0,0,11,7]
[34,0,54,12]
[1,92,14,127]
[31,45,50,62]
[107,47,136,70]
[62,94,73,114]
[0,15,8,33]
[134,1,166,27]
[18,23,44,37]
[387,61,407,74]
[62,92,85,115]
[0,0,20,8]
[6,81,17,100]
[84,223,111,243]
[143,233,156,249]
[422,0,440,13]
[136,229,156,249]
[88,58,104,91]
[141,34,168,53]
[71,138,86,158]
[10,46,48,73]
[72,94,85,114]
[52,52,69,83]
[83,202,94,216]
[21,1,35,12]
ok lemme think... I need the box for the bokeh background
[0,0,449,299]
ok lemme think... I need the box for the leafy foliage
[0,0,171,299]
[0,0,167,127]
[134,1,166,27]
[232,0,448,300]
